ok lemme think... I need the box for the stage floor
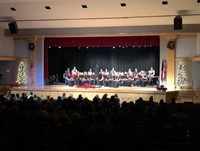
[10,85,179,103]
[11,84,159,91]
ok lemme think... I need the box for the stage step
[177,90,200,103]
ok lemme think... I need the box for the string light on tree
[16,62,27,84]
[177,62,188,88]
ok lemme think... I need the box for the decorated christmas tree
[177,62,188,88]
[16,62,27,84]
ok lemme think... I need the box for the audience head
[171,97,176,104]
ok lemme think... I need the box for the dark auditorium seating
[1,92,200,151]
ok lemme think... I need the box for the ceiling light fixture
[10,7,16,11]
[120,3,126,7]
[45,6,51,10]
[162,1,168,5]
[82,5,88,8]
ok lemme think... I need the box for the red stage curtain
[44,36,160,80]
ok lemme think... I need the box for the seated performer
[104,76,110,87]
[79,71,89,85]
[122,71,129,86]
[71,66,78,74]
[133,68,140,86]
[112,76,121,88]
[124,69,133,87]
[104,69,110,78]
[104,69,110,86]
[88,68,93,75]
[99,69,104,75]
[77,72,84,85]
[127,69,133,87]
[88,68,95,85]
[139,70,148,87]
[55,73,60,84]
[110,68,116,78]
[71,66,79,85]
[148,67,155,85]
[63,68,71,85]
[49,74,56,85]
[119,72,125,86]
[99,69,105,86]
[128,69,133,77]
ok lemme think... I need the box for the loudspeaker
[174,15,182,30]
[8,21,18,34]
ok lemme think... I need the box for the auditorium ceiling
[0,0,200,36]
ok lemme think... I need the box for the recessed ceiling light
[45,6,51,10]
[120,3,126,7]
[10,7,16,11]
[162,1,168,5]
[81,5,87,8]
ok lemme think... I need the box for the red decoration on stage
[76,83,95,89]
[11,82,21,87]
[156,85,167,91]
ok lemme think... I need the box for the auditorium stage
[10,85,179,103]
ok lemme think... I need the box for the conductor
[94,64,99,85]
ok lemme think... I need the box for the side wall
[0,30,30,85]
[0,28,15,84]
[35,38,44,85]
[14,40,29,57]
[176,35,200,89]
[0,61,17,85]
[0,27,14,57]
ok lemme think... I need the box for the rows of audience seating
[1,90,200,151]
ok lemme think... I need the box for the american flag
[161,60,167,82]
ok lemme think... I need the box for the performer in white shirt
[148,67,155,85]
[71,66,79,85]
[110,68,116,78]
[63,68,71,86]
[71,66,78,74]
